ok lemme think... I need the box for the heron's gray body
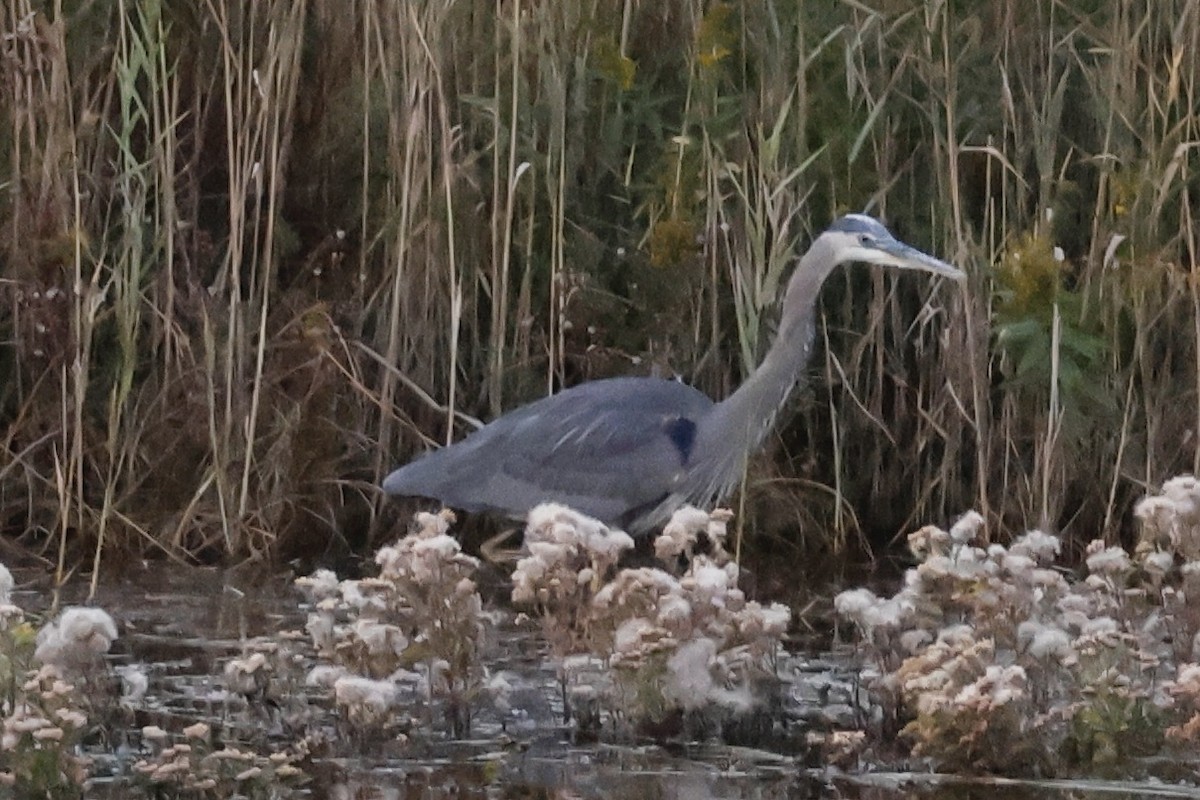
[383,214,964,534]
[383,377,717,533]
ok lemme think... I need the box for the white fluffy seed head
[0,563,12,605]
[1085,544,1132,576]
[662,637,717,710]
[295,569,340,601]
[949,511,985,545]
[35,607,118,668]
[1010,529,1062,564]
[333,675,396,714]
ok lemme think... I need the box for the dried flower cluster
[0,564,116,795]
[0,664,93,793]
[224,651,274,699]
[512,503,636,659]
[132,721,307,797]
[215,632,316,747]
[513,504,790,734]
[836,476,1200,774]
[0,563,308,797]
[296,509,486,737]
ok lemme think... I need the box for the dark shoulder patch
[663,416,697,464]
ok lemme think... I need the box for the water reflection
[15,564,1200,800]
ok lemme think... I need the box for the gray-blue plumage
[384,377,712,532]
[826,214,893,235]
[383,214,964,534]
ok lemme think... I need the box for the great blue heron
[383,214,964,534]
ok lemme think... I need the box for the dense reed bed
[2,0,1199,567]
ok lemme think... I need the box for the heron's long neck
[693,240,839,496]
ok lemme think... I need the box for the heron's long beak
[879,239,966,281]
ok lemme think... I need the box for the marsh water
[12,563,1200,799]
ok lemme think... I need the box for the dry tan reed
[1,0,1199,568]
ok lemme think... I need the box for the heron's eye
[858,234,875,247]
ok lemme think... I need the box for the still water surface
[13,563,1200,799]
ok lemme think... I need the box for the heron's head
[823,214,964,280]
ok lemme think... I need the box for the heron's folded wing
[487,378,712,512]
